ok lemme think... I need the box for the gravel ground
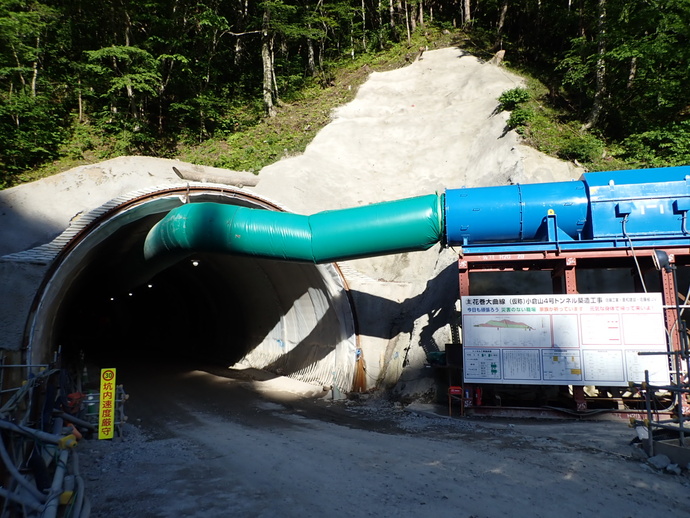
[76,364,690,518]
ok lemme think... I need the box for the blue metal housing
[444,166,690,254]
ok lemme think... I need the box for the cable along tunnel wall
[22,186,358,393]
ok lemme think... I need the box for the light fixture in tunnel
[191,259,200,267]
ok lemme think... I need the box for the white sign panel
[461,293,670,386]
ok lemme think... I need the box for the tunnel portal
[26,187,358,392]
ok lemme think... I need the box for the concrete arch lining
[24,185,357,392]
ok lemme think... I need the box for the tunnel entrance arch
[26,185,358,392]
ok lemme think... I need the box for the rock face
[0,48,582,396]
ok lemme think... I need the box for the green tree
[0,0,62,183]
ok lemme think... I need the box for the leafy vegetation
[497,88,530,112]
[2,0,689,189]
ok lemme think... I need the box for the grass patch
[500,74,629,172]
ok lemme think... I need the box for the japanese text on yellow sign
[98,368,116,440]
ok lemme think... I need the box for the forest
[1,0,689,188]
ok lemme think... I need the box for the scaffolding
[0,359,128,517]
[629,268,690,462]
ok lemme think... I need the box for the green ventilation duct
[144,194,444,264]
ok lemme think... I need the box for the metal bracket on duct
[144,194,445,263]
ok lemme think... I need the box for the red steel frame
[456,246,690,419]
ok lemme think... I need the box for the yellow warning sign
[98,368,116,440]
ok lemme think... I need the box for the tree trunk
[627,56,637,89]
[410,1,417,32]
[270,43,278,100]
[389,0,399,42]
[11,45,27,88]
[390,0,395,31]
[306,33,316,76]
[262,10,276,117]
[463,0,471,24]
[121,10,137,119]
[378,0,384,49]
[78,79,83,123]
[234,0,250,66]
[582,0,606,130]
[361,0,366,50]
[495,0,508,49]
[31,36,40,97]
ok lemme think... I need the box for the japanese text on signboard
[461,293,670,386]
[98,368,116,440]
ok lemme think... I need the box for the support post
[552,257,577,295]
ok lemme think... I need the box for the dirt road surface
[78,362,690,518]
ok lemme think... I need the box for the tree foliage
[1,0,689,187]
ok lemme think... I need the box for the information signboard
[98,368,117,440]
[461,293,671,386]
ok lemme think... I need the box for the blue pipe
[444,180,588,245]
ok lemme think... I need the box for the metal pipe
[80,495,92,518]
[72,475,86,518]
[0,419,76,448]
[0,486,44,513]
[52,410,97,431]
[0,369,58,416]
[0,429,47,503]
[644,370,654,456]
[41,449,70,518]
[71,451,89,518]
[0,364,50,368]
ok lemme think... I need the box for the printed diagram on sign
[551,314,579,348]
[464,349,501,380]
[463,314,551,347]
[542,349,583,382]
[580,314,621,345]
[474,319,534,330]
[583,349,625,382]
[625,350,670,383]
[502,349,541,380]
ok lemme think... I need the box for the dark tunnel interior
[56,251,251,370]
